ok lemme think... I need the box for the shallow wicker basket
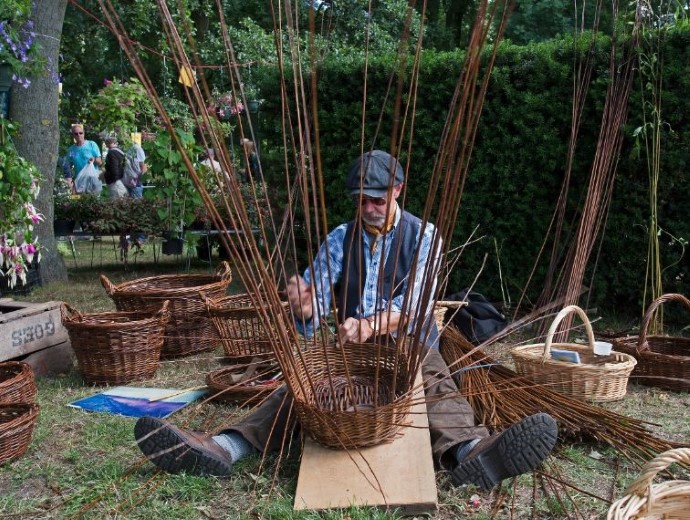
[611,293,690,393]
[205,293,286,361]
[0,362,36,404]
[100,262,232,358]
[61,301,170,385]
[289,340,414,450]
[206,359,282,406]
[608,447,690,519]
[511,305,637,402]
[0,403,39,465]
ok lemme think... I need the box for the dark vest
[337,210,439,348]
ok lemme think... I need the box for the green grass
[1,243,688,519]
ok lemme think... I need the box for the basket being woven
[611,293,690,393]
[0,362,36,404]
[289,340,414,450]
[100,262,232,358]
[0,403,39,464]
[61,301,170,385]
[205,293,285,360]
[608,447,690,519]
[206,358,282,406]
[511,305,637,402]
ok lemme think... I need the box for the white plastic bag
[74,162,103,194]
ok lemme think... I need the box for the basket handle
[154,300,171,320]
[100,274,116,296]
[623,447,690,498]
[543,305,596,362]
[638,293,690,353]
[215,261,232,282]
[60,303,82,322]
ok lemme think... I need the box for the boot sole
[134,416,233,477]
[452,413,558,491]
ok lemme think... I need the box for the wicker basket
[608,447,690,519]
[289,340,414,450]
[61,301,170,385]
[0,403,39,464]
[0,362,37,404]
[611,293,690,393]
[100,262,232,358]
[206,358,282,406]
[205,293,286,361]
[511,305,637,402]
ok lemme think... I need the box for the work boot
[452,412,558,491]
[134,416,233,476]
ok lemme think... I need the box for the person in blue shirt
[133,150,558,491]
[65,124,102,193]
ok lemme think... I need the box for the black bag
[444,288,508,345]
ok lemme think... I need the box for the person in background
[65,124,102,193]
[103,136,129,199]
[200,148,229,178]
[239,138,262,183]
[125,132,148,199]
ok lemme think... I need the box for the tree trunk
[10,0,69,285]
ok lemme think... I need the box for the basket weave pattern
[611,293,690,393]
[511,305,637,402]
[0,403,39,465]
[100,262,231,358]
[289,341,413,450]
[62,302,170,385]
[608,447,690,519]
[0,362,36,404]
[206,359,282,406]
[206,294,282,360]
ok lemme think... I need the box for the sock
[455,438,481,463]
[212,432,254,463]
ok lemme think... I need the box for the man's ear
[391,184,404,199]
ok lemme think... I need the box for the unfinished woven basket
[61,301,170,385]
[289,340,414,450]
[205,293,285,360]
[0,403,39,465]
[511,305,637,402]
[611,293,690,393]
[608,447,690,519]
[206,359,282,406]
[100,262,232,358]
[0,362,36,404]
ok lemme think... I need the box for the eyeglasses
[72,131,83,135]
[352,195,388,207]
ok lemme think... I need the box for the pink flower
[104,79,113,86]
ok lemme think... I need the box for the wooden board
[294,373,437,515]
[0,300,69,362]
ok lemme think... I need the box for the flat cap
[346,150,404,198]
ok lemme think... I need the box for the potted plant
[144,128,203,254]
[208,90,244,121]
[53,178,77,235]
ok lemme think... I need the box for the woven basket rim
[512,341,637,370]
[61,302,170,330]
[612,334,690,361]
[0,362,32,386]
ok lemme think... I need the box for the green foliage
[85,78,156,142]
[144,128,204,231]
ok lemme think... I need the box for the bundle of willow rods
[440,326,685,466]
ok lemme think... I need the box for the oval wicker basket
[61,301,170,385]
[0,403,39,465]
[611,293,690,393]
[608,447,690,519]
[206,359,282,406]
[205,293,286,360]
[100,262,232,358]
[511,305,637,402]
[289,340,414,450]
[0,362,37,404]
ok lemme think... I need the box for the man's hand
[286,275,314,320]
[338,317,374,344]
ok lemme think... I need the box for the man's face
[355,184,402,228]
